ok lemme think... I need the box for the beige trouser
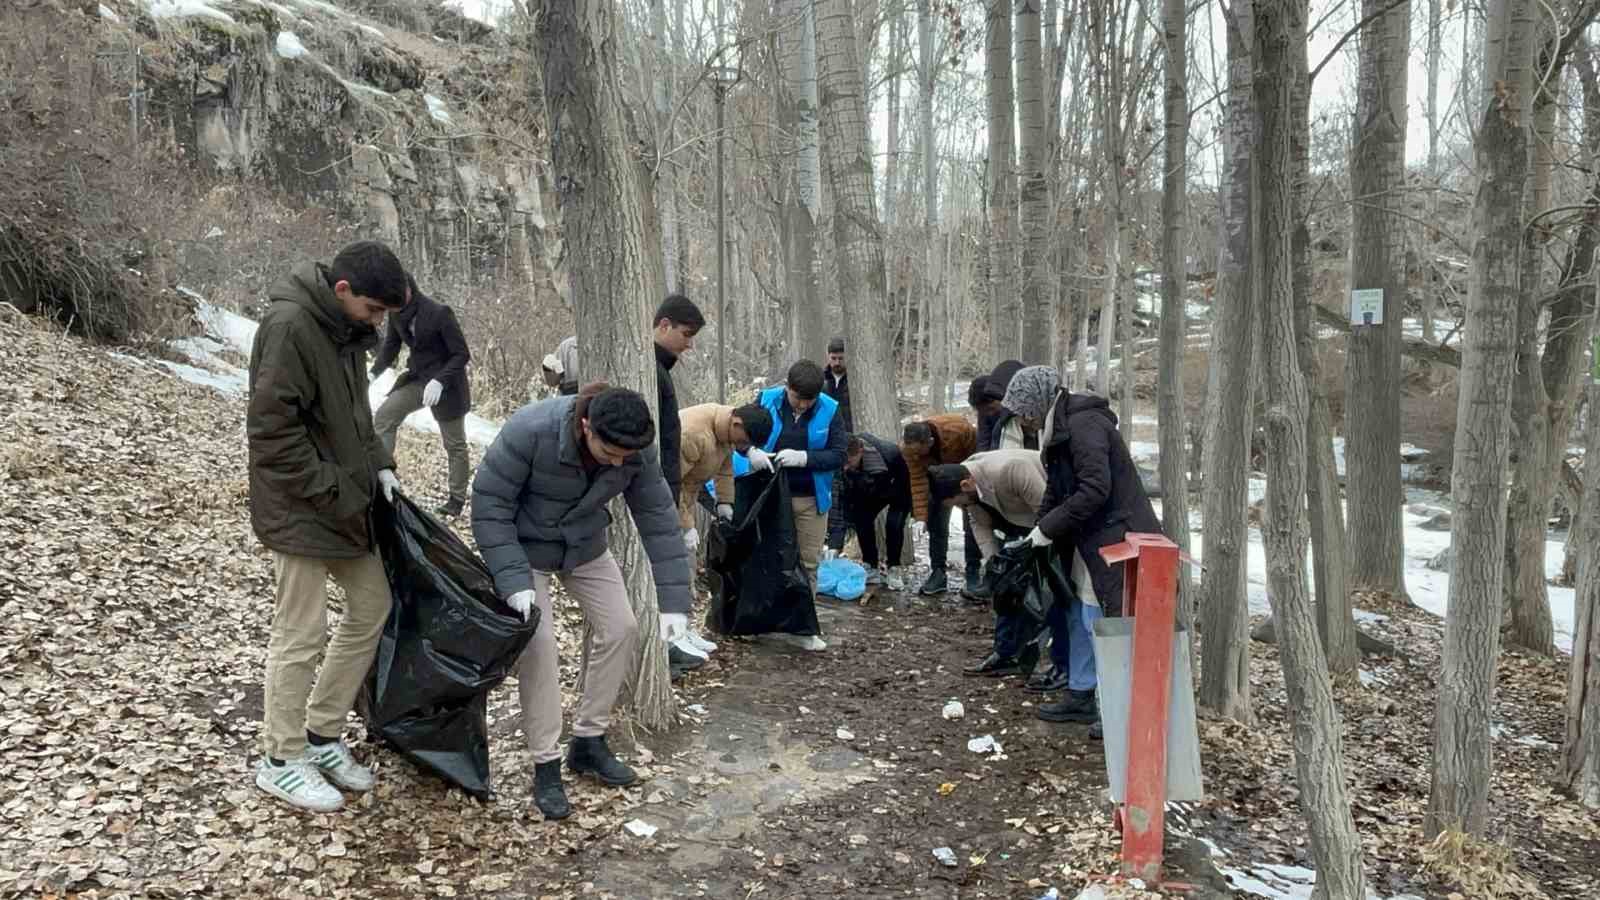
[791,497,829,592]
[517,552,640,763]
[263,551,393,760]
[374,378,471,503]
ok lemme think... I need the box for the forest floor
[2,304,1597,899]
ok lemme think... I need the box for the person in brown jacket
[900,413,977,595]
[675,402,774,537]
[246,241,409,813]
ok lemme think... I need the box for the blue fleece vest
[732,386,838,513]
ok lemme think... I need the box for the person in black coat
[823,337,853,550]
[372,273,474,517]
[652,294,705,517]
[831,433,913,585]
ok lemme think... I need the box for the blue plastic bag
[818,557,868,601]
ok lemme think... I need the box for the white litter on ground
[424,93,453,125]
[275,30,308,59]
[144,0,236,24]
[966,734,1002,755]
[941,700,964,720]
[622,819,658,838]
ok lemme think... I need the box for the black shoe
[918,569,950,596]
[1037,689,1099,723]
[1017,640,1041,676]
[1088,720,1104,741]
[566,735,639,787]
[962,652,1023,677]
[1024,668,1070,694]
[436,498,464,518]
[669,644,706,671]
[533,760,571,819]
[960,582,993,604]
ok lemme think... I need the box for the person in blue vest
[735,360,845,647]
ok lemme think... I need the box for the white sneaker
[305,740,377,792]
[256,757,345,812]
[886,567,907,591]
[672,635,709,661]
[774,633,827,652]
[685,631,718,654]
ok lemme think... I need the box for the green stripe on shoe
[274,771,305,792]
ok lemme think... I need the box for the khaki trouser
[374,378,471,503]
[791,497,829,592]
[263,551,393,760]
[517,552,639,763]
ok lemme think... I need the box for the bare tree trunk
[1197,0,1254,723]
[1298,32,1357,675]
[1097,196,1119,393]
[1344,0,1410,599]
[986,0,1021,361]
[1254,2,1369,891]
[816,0,899,439]
[1159,0,1194,633]
[1423,0,1442,343]
[1427,0,1535,839]
[650,0,681,293]
[779,0,826,365]
[1565,379,1600,809]
[534,0,673,728]
[886,11,903,230]
[921,0,945,410]
[1118,221,1134,426]
[1017,0,1050,364]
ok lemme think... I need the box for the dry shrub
[1423,829,1550,900]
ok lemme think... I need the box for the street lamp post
[711,64,740,404]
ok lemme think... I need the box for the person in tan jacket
[675,402,774,537]
[901,414,978,595]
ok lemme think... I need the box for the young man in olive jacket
[246,241,409,813]
[371,273,474,517]
[472,384,693,821]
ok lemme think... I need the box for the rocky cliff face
[102,0,562,305]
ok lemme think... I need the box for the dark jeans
[929,507,981,577]
[845,497,908,569]
[826,472,849,547]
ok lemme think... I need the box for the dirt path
[565,592,1231,900]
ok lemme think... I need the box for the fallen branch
[1310,302,1463,368]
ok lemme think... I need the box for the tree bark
[1197,0,1255,723]
[1344,0,1410,599]
[1255,2,1369,892]
[921,0,945,410]
[534,0,673,728]
[649,0,680,293]
[1423,0,1442,343]
[1427,0,1535,838]
[1295,21,1357,676]
[1565,383,1600,808]
[815,0,899,439]
[1017,0,1050,365]
[778,0,826,365]
[986,0,1021,362]
[1159,0,1193,631]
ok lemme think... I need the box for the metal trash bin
[1091,618,1204,804]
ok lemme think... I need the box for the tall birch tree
[986,0,1020,362]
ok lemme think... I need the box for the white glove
[716,503,734,521]
[775,449,808,468]
[683,527,699,552]
[911,521,926,542]
[506,589,535,621]
[745,447,775,472]
[422,378,444,407]
[377,468,401,502]
[660,612,688,643]
[1028,526,1052,548]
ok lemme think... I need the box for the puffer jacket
[902,413,977,523]
[246,261,396,559]
[470,394,692,613]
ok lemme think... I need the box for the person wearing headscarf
[999,365,1061,440]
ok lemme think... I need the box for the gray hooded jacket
[470,395,692,613]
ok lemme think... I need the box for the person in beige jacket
[928,451,1098,706]
[676,403,774,537]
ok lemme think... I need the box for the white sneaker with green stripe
[256,757,344,812]
[306,740,376,792]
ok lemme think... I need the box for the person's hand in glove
[683,527,699,552]
[1027,526,1052,548]
[422,378,445,407]
[744,447,774,472]
[775,449,808,469]
[716,503,734,521]
[506,589,535,621]
[377,468,401,502]
[660,612,688,643]
[910,520,926,542]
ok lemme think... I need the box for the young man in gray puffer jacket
[471,383,692,820]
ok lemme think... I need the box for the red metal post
[1099,533,1182,883]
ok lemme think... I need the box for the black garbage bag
[984,540,1068,623]
[704,471,820,637]
[359,493,540,799]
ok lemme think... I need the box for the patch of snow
[156,359,248,395]
[1514,734,1559,750]
[275,30,308,59]
[1351,608,1389,625]
[424,93,453,125]
[99,3,121,22]
[1357,669,1383,688]
[368,370,502,448]
[288,0,348,17]
[1128,440,1160,464]
[358,22,384,38]
[144,0,236,25]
